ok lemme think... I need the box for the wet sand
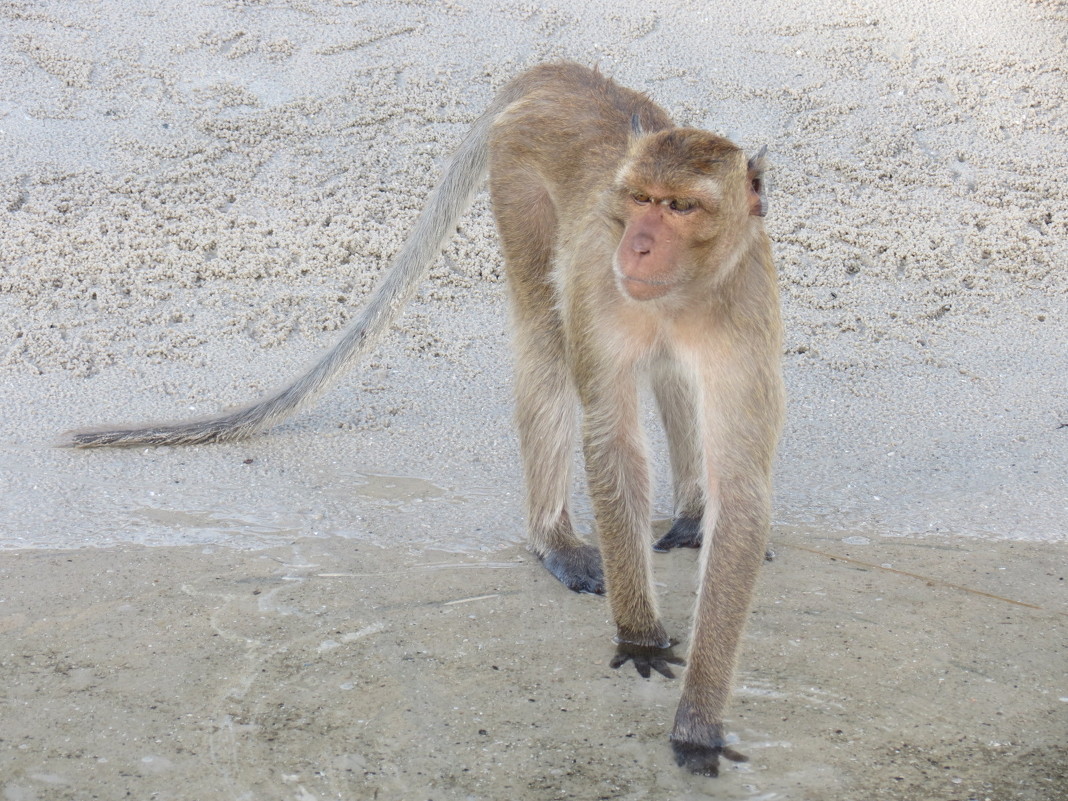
[2,0,1066,798]
[3,531,1065,800]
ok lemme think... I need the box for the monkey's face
[610,132,762,302]
[611,186,709,301]
[610,172,749,302]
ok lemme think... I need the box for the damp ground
[2,527,1064,801]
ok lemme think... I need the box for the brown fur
[492,64,783,776]
[61,63,784,776]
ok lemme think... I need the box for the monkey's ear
[747,145,768,217]
[631,113,644,137]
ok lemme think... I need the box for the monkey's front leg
[579,388,672,667]
[670,479,771,776]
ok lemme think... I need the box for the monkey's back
[488,63,674,223]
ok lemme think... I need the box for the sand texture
[1,1,1066,799]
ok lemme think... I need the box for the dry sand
[1,1,1066,799]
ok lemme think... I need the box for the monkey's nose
[632,232,654,254]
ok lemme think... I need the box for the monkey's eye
[669,198,696,213]
[631,191,651,205]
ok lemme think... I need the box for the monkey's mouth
[619,272,675,301]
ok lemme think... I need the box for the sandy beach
[1,1,1065,799]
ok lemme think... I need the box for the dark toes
[671,740,748,777]
[721,746,749,764]
[672,740,720,776]
[610,641,685,679]
[541,544,605,594]
[653,517,703,552]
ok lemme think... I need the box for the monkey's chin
[618,274,674,301]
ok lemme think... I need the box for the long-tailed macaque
[62,63,784,777]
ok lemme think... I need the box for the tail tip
[55,430,82,449]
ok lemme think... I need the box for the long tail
[61,87,516,448]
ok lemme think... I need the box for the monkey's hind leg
[650,361,775,561]
[495,187,604,595]
[651,358,705,552]
[511,303,603,594]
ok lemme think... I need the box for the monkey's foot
[610,640,684,679]
[654,519,776,561]
[653,517,702,552]
[540,544,605,595]
[671,739,748,777]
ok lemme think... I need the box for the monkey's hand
[610,641,685,679]
[653,517,702,552]
[671,739,748,777]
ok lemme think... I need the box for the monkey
[61,63,784,777]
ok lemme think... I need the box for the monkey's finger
[609,653,654,678]
[652,654,685,677]
[721,746,749,764]
[651,661,676,679]
[608,652,646,674]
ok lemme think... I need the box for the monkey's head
[610,129,766,302]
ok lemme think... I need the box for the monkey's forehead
[640,129,742,165]
[622,145,745,191]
